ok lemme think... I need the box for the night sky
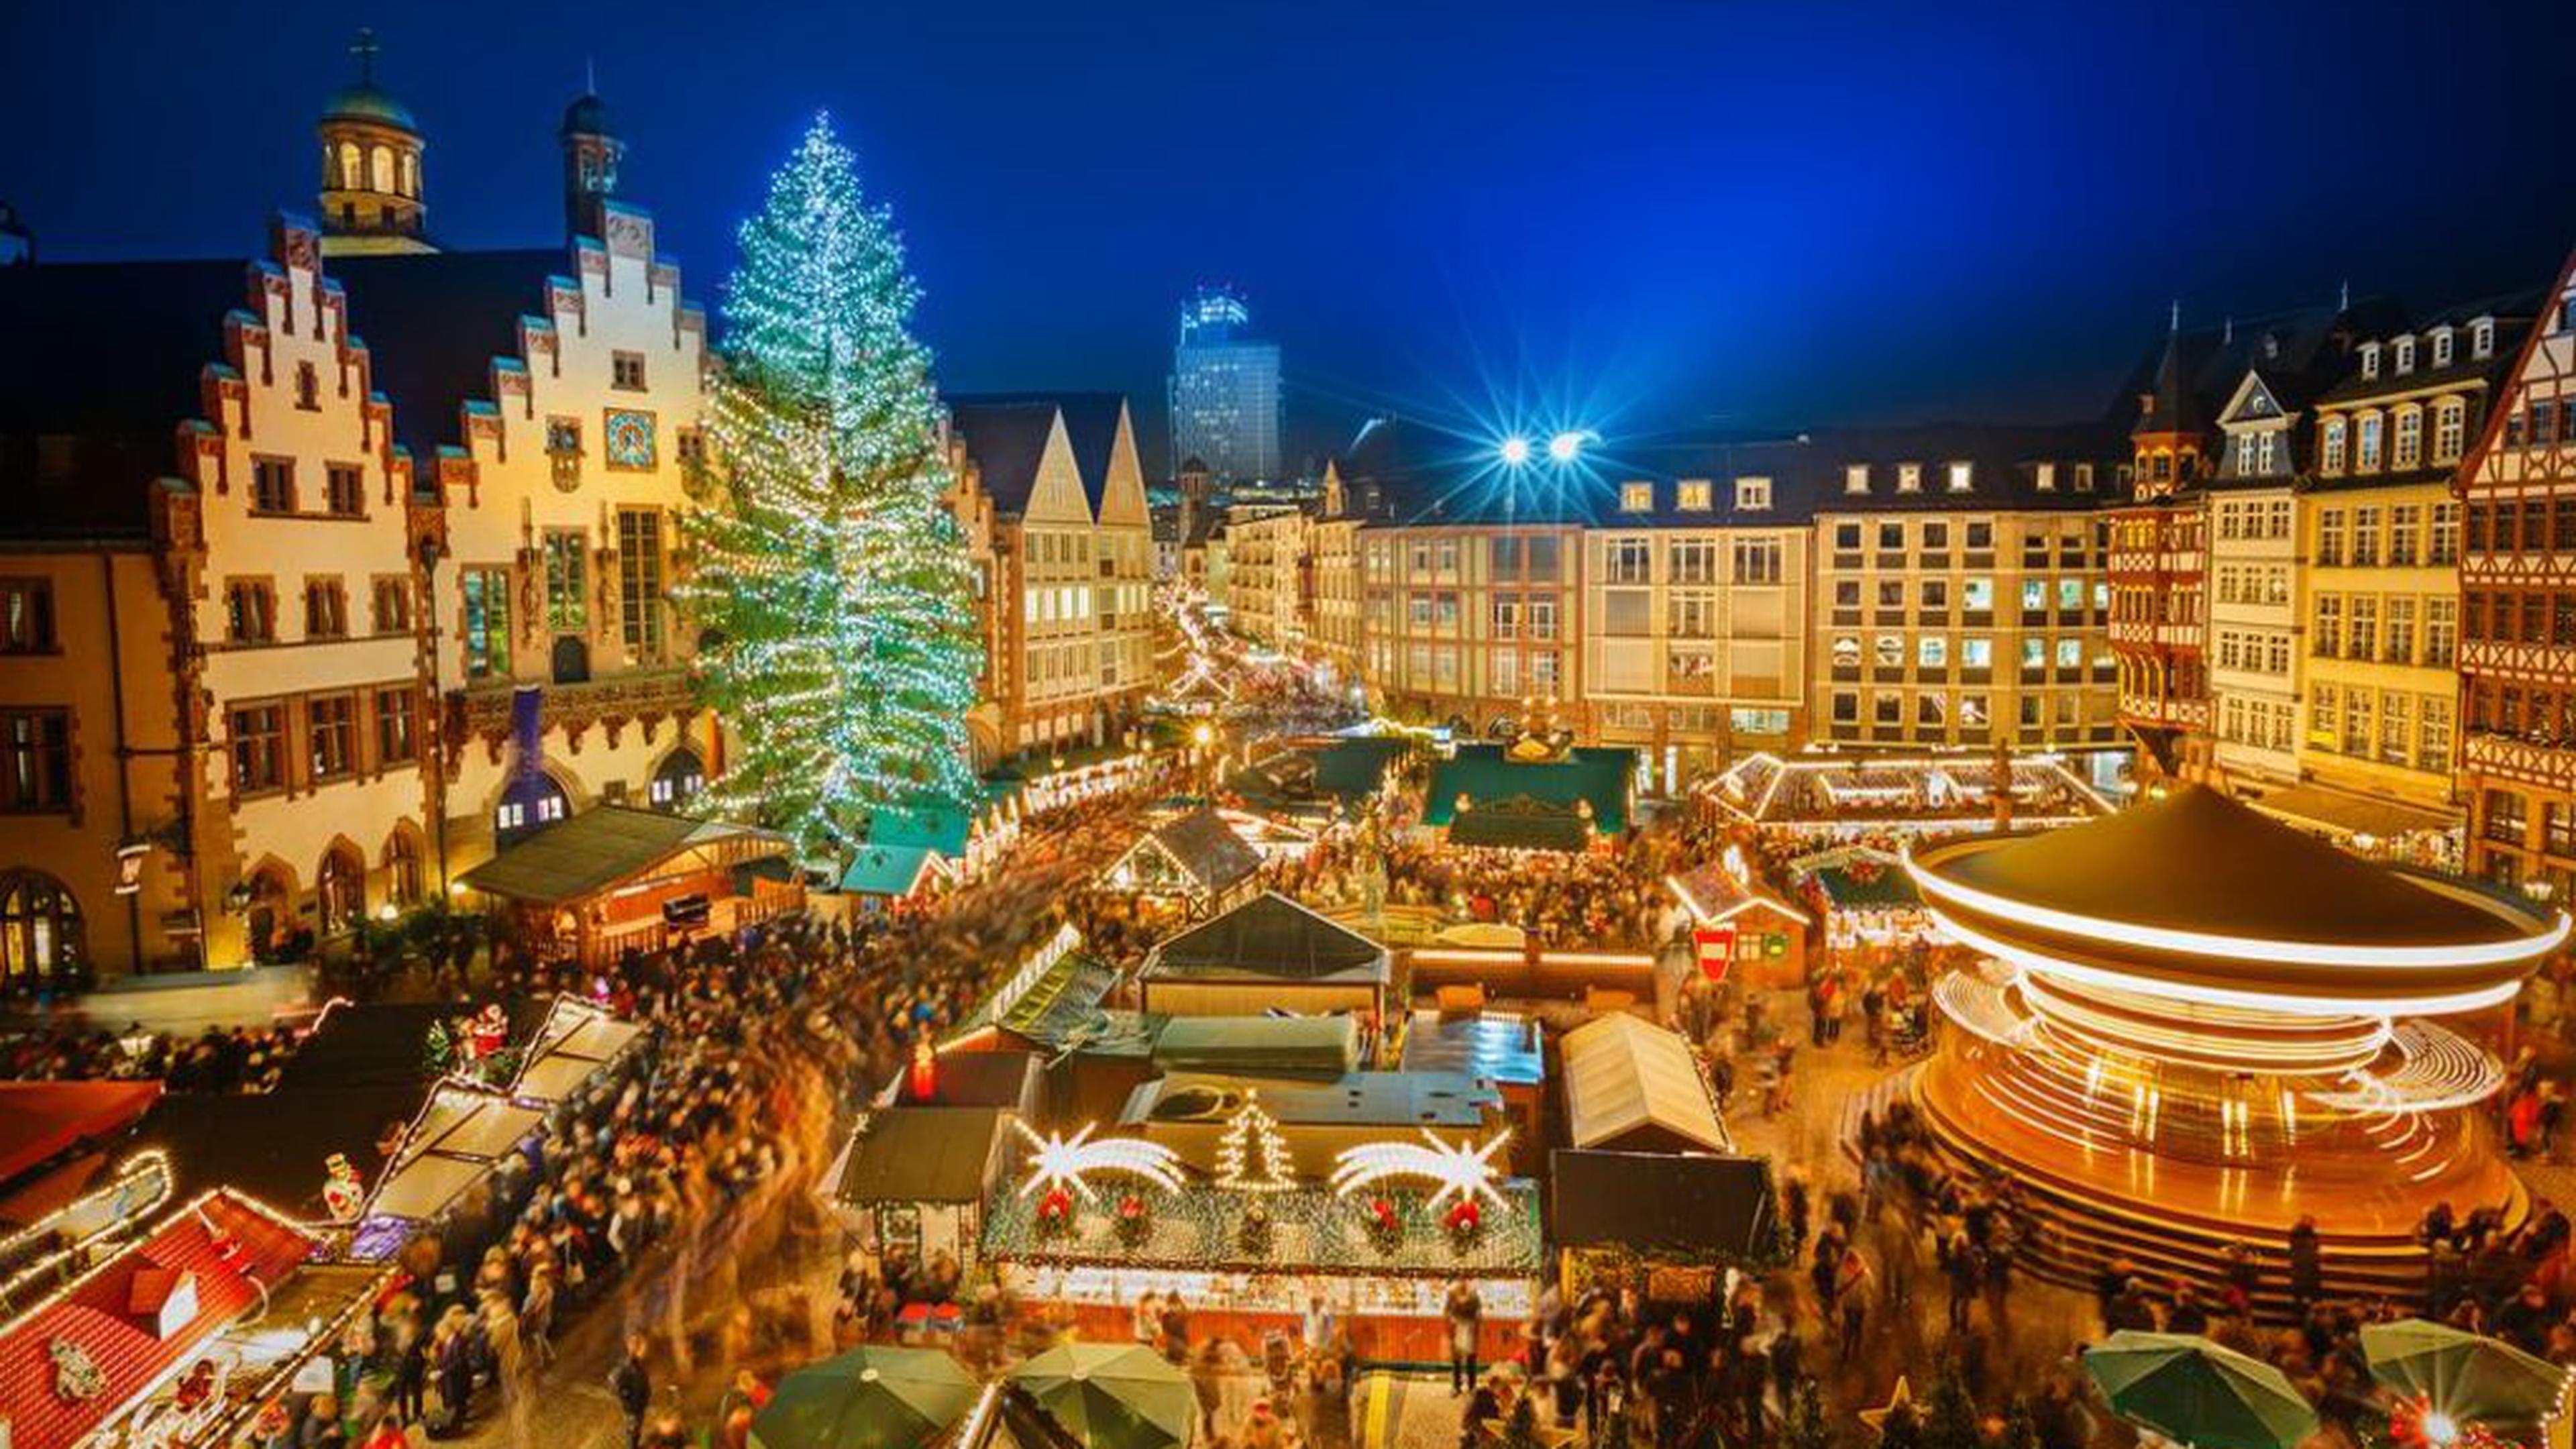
[6,0,2576,478]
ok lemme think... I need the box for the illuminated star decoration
[1858,1378,1914,1436]
[1329,1129,1513,1212]
[1012,1120,1184,1201]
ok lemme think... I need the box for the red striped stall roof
[0,1191,316,1449]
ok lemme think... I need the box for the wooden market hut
[1423,744,1635,851]
[456,806,802,967]
[1136,892,1391,1019]
[833,1106,1015,1274]
[1668,865,1813,989]
[1099,806,1265,918]
[1548,1149,1778,1300]
[1558,1014,1731,1155]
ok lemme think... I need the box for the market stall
[454,806,802,967]
[833,1107,1016,1276]
[1099,806,1265,920]
[1548,1149,1778,1302]
[1136,892,1390,1020]
[1699,749,2110,841]
[1558,1014,1731,1155]
[508,993,647,1106]
[1667,859,1812,989]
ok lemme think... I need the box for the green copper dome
[323,83,417,131]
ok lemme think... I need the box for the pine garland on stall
[683,113,981,862]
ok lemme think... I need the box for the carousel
[1897,784,2567,1307]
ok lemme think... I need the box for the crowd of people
[0,1018,307,1090]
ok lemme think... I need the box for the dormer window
[1734,476,1771,511]
[1896,464,1922,493]
[1945,461,1973,493]
[2035,462,2057,492]
[2257,431,2279,475]
[2359,343,2381,380]
[2394,337,2415,374]
[1844,464,1870,495]
[2473,318,2496,359]
[2321,417,2349,474]
[2075,464,2095,492]
[1676,479,1712,511]
[1618,481,1652,513]
[2432,329,2455,368]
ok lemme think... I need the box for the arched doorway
[316,845,365,936]
[245,867,293,963]
[382,828,423,910]
[649,747,706,812]
[0,870,83,983]
[496,771,572,849]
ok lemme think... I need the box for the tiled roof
[0,258,248,541]
[0,1192,316,1449]
[330,249,568,461]
[1143,892,1385,983]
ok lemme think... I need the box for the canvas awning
[510,996,645,1106]
[1560,1013,1729,1154]
[836,1108,1010,1205]
[367,1085,546,1224]
[457,806,789,905]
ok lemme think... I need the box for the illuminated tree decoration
[1013,1120,1184,1201]
[683,113,981,861]
[1214,1091,1297,1193]
[1329,1128,1513,1212]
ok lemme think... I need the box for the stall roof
[1120,1071,1497,1130]
[1790,847,1921,911]
[951,938,1122,1050]
[1401,1012,1544,1087]
[1669,867,1811,927]
[1548,1150,1776,1259]
[0,1082,162,1187]
[1150,1016,1359,1077]
[1126,807,1263,896]
[836,1108,1011,1205]
[0,1191,317,1449]
[457,806,788,904]
[2249,782,2459,843]
[1424,745,1633,837]
[510,996,645,1105]
[279,1000,536,1092]
[367,1086,547,1224]
[902,1051,1043,1112]
[1560,1014,1730,1155]
[839,842,947,898]
[129,1083,426,1219]
[1141,892,1387,984]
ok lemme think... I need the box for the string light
[1012,1120,1185,1201]
[679,112,983,864]
[1329,1129,1513,1211]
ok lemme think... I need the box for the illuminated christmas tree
[684,113,980,860]
[1214,1091,1296,1192]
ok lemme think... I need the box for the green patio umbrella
[750,1345,981,1449]
[2083,1331,2319,1449]
[2361,1318,2573,1430]
[1007,1342,1197,1449]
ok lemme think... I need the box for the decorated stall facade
[1699,749,2110,841]
[455,806,802,967]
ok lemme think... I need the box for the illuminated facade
[1219,502,1309,651]
[1808,428,2118,758]
[2463,248,2576,896]
[946,394,1157,763]
[1168,285,1282,484]
[1910,784,2562,1301]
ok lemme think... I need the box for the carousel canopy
[1909,785,2563,1012]
[1560,1014,1730,1155]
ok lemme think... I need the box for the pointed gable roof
[329,248,570,460]
[947,396,1063,516]
[947,391,1131,517]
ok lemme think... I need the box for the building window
[374,687,417,767]
[324,463,365,517]
[2433,330,2455,368]
[226,580,276,644]
[676,427,708,471]
[2357,413,2384,472]
[0,710,71,814]
[2394,337,2416,374]
[1945,461,1973,493]
[1896,464,1922,493]
[2360,343,2381,380]
[1605,539,1651,584]
[1734,477,1772,511]
[295,362,321,410]
[307,694,357,781]
[1668,539,1718,586]
[2426,598,2457,667]
[229,703,285,794]
[372,576,410,635]
[2473,319,2495,359]
[2393,409,2422,470]
[1844,465,1869,495]
[0,580,56,653]
[304,577,349,639]
[1619,482,1652,513]
[651,748,706,810]
[0,871,83,981]
[2434,399,2467,465]
[619,508,666,660]
[384,831,422,908]
[2351,507,2381,566]
[251,457,295,513]
[462,568,513,679]
[612,350,648,390]
[2317,511,2345,567]
[2321,419,2347,474]
[1731,538,1782,585]
[544,531,589,631]
[1676,479,1712,511]
[2431,502,2460,566]
[2313,594,2342,657]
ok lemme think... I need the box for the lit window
[2432,329,2454,368]
[2394,337,2415,374]
[1945,461,1973,493]
[1733,477,1771,511]
[1896,464,1922,493]
[1619,482,1652,513]
[1675,479,1712,511]
[1844,465,1869,495]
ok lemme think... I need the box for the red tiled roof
[0,1082,162,1185]
[0,1192,315,1449]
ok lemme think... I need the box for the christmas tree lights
[1214,1090,1297,1192]
[683,113,981,861]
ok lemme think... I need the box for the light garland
[1213,1091,1297,1193]
[678,112,983,863]
[1012,1120,1185,1201]
[1329,1129,1513,1212]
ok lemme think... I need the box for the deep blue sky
[5,0,2575,478]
